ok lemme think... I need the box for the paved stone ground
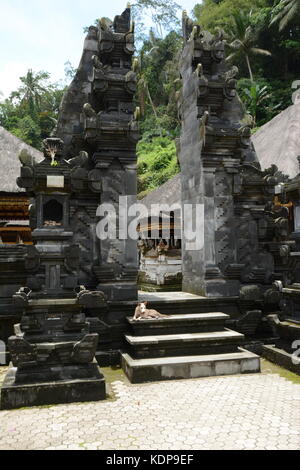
[0,362,299,450]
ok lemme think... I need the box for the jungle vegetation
[0,0,299,197]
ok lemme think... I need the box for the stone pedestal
[0,137,108,409]
[1,361,105,410]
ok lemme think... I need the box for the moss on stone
[261,358,300,384]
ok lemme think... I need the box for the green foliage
[0,69,67,150]
[238,80,271,125]
[226,10,272,81]
[238,76,295,126]
[137,136,179,196]
[281,39,300,52]
[270,0,300,31]
[131,0,181,40]
[136,30,182,196]
[139,30,182,111]
[2,1,300,199]
[193,0,268,33]
[10,115,42,149]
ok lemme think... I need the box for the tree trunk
[245,54,254,82]
[146,84,163,137]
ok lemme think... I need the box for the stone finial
[83,103,97,117]
[132,58,139,73]
[19,149,34,167]
[195,63,203,78]
[134,107,141,121]
[43,137,64,166]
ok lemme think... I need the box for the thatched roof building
[0,127,42,242]
[139,173,182,242]
[141,173,181,210]
[0,126,43,194]
[252,102,300,179]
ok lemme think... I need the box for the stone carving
[234,310,263,336]
[9,333,99,367]
[0,137,107,410]
[178,11,290,298]
[239,285,263,301]
[55,6,139,301]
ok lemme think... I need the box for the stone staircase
[121,312,260,383]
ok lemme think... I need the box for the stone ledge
[122,350,261,384]
[262,345,300,376]
[0,364,106,410]
[125,329,244,346]
[127,312,230,324]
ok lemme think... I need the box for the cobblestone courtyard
[0,360,299,450]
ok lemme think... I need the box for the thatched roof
[0,126,43,193]
[252,102,300,179]
[140,173,181,211]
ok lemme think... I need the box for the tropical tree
[12,69,50,117]
[227,10,272,82]
[137,73,162,135]
[193,0,269,33]
[270,0,300,31]
[11,115,42,149]
[239,82,271,125]
[131,0,181,39]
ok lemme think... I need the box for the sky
[0,0,198,99]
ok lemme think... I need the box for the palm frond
[225,52,239,62]
[271,0,300,30]
[279,1,299,30]
[228,39,244,50]
[250,47,272,56]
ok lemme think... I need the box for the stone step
[121,349,261,384]
[127,312,230,335]
[125,329,244,359]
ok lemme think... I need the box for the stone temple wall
[178,13,292,299]
[55,7,139,301]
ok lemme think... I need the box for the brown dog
[133,302,167,321]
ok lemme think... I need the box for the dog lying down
[133,302,168,321]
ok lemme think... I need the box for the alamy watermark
[0,341,6,365]
[95,197,204,251]
[292,340,300,366]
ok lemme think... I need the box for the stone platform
[122,312,261,383]
[1,361,106,410]
[125,329,244,359]
[128,312,229,335]
[122,349,260,384]
[138,291,205,302]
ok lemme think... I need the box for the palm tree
[17,69,49,116]
[227,10,272,82]
[270,0,300,31]
[137,73,163,136]
[241,83,271,126]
